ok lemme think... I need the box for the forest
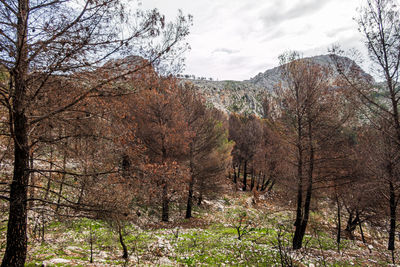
[0,0,400,266]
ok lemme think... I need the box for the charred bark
[161,182,169,222]
[118,225,128,259]
[2,0,30,264]
[242,160,248,191]
[388,181,396,251]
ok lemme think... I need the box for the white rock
[50,258,71,264]
[66,246,81,251]
[159,256,173,265]
[97,251,108,258]
[43,258,71,266]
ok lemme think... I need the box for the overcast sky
[140,0,366,81]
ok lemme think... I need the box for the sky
[139,0,366,81]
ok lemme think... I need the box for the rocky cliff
[185,54,372,116]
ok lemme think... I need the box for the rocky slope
[186,54,372,116]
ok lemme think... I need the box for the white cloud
[138,0,367,81]
[212,48,240,55]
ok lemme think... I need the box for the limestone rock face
[185,54,372,116]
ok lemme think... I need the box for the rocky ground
[0,189,395,266]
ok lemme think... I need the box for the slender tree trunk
[233,164,237,184]
[359,218,366,244]
[90,222,94,263]
[41,209,45,242]
[293,119,314,250]
[237,160,241,183]
[344,210,359,240]
[388,181,396,252]
[293,105,304,250]
[298,125,315,246]
[185,178,194,219]
[267,180,275,192]
[293,148,303,249]
[2,1,30,265]
[261,175,268,191]
[185,145,195,219]
[3,108,30,266]
[162,182,169,222]
[118,225,128,259]
[197,192,203,206]
[242,160,248,191]
[250,167,255,191]
[256,171,261,191]
[336,192,341,248]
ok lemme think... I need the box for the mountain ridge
[185,54,372,116]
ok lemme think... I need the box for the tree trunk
[298,127,314,246]
[2,110,30,266]
[118,225,128,259]
[237,160,241,181]
[293,150,303,250]
[267,180,275,192]
[336,193,341,248]
[388,181,396,251]
[185,177,194,219]
[242,160,248,191]
[162,182,169,222]
[197,192,203,206]
[186,145,195,219]
[344,211,359,240]
[90,222,94,263]
[293,119,314,250]
[250,167,255,191]
[359,219,366,244]
[261,175,268,191]
[2,0,30,265]
[233,164,237,184]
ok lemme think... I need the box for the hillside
[20,190,395,266]
[186,54,373,116]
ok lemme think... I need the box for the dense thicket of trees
[330,0,400,261]
[2,0,400,265]
[0,0,192,265]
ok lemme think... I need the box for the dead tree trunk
[2,1,30,265]
[250,167,255,191]
[162,182,169,222]
[185,145,195,219]
[293,119,314,250]
[242,160,248,191]
[388,180,396,252]
[118,225,128,259]
[344,210,359,240]
[233,163,237,184]
[336,192,341,249]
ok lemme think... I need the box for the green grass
[171,224,282,266]
[17,194,396,266]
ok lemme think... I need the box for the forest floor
[0,189,397,266]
